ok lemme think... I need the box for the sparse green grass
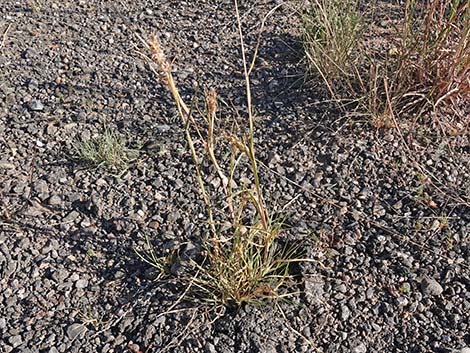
[302,0,363,97]
[75,129,137,171]
[134,233,173,281]
[192,215,301,306]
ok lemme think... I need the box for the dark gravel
[1,1,469,353]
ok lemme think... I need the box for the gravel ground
[1,1,469,352]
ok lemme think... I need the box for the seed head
[207,88,218,116]
[148,35,171,73]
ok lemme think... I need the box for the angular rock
[421,277,443,296]
[66,323,86,340]
[29,99,44,111]
[341,305,351,321]
[48,195,62,206]
[75,279,88,289]
[352,342,367,353]
[0,161,15,169]
[8,335,22,348]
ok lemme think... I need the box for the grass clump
[196,215,297,306]
[394,0,469,110]
[302,0,363,96]
[302,0,469,125]
[75,129,137,171]
[138,1,303,307]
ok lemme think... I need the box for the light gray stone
[66,323,86,340]
[352,342,367,353]
[75,279,88,289]
[421,277,443,296]
[29,99,44,111]
[8,335,22,348]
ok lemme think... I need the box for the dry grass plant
[394,0,469,111]
[138,0,304,306]
[368,0,470,126]
[303,0,469,126]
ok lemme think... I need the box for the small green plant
[134,233,173,281]
[445,230,454,249]
[27,0,42,12]
[302,0,363,97]
[440,215,449,229]
[399,282,411,293]
[78,310,108,330]
[75,129,137,171]
[415,221,424,231]
[138,0,305,307]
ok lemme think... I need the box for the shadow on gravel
[214,30,332,123]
